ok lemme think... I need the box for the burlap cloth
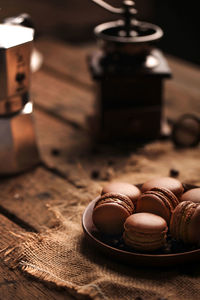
[2,142,200,300]
[1,199,200,300]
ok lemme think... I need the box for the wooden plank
[0,214,74,300]
[34,109,119,184]
[34,109,92,187]
[164,54,200,120]
[32,69,94,129]
[0,167,59,232]
[36,38,94,88]
[0,166,100,232]
[167,55,200,95]
[164,79,200,120]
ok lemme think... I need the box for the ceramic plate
[82,184,200,267]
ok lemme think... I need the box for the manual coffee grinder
[0,20,39,175]
[89,0,171,140]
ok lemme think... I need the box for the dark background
[156,1,200,65]
[0,0,199,65]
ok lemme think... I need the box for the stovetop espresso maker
[89,0,171,140]
[0,15,39,175]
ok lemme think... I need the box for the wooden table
[0,38,200,300]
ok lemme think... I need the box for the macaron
[101,182,141,206]
[181,188,200,204]
[170,201,200,246]
[123,213,168,252]
[136,187,179,224]
[141,177,184,198]
[92,192,135,235]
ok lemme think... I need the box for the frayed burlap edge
[0,201,108,300]
[0,231,107,300]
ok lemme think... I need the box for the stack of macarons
[92,177,200,252]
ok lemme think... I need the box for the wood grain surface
[0,37,200,299]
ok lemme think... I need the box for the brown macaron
[123,213,168,252]
[136,187,179,224]
[101,182,141,206]
[170,201,200,246]
[181,188,200,204]
[141,177,184,198]
[92,192,135,235]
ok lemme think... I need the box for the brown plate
[82,184,200,267]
